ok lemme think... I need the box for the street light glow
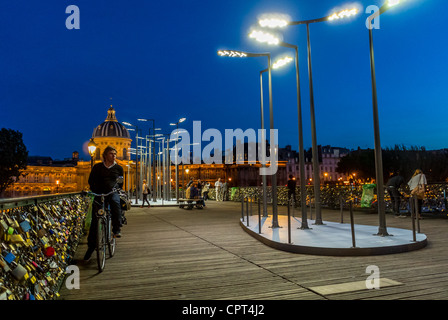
[248,29,280,45]
[328,8,359,21]
[170,117,187,126]
[272,56,293,69]
[217,50,247,58]
[259,17,289,28]
[87,138,97,156]
[258,13,290,28]
[388,0,401,7]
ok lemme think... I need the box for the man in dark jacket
[84,146,124,261]
[287,175,297,205]
[386,171,405,216]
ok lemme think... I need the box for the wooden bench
[178,198,204,210]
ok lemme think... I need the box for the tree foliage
[0,128,28,194]
[336,145,448,183]
[336,148,375,180]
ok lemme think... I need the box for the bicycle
[88,187,120,272]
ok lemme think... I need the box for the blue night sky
[0,0,447,161]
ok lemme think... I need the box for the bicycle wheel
[96,217,107,272]
[108,217,116,257]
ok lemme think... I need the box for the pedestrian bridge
[1,193,446,301]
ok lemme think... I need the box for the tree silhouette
[337,146,448,183]
[0,128,28,195]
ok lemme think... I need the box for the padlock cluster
[0,194,89,300]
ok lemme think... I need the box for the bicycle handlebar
[86,176,124,198]
[87,188,120,198]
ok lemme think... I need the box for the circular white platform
[240,215,427,256]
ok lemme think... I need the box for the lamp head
[258,13,291,28]
[328,6,360,21]
[272,56,293,69]
[218,50,248,58]
[248,28,282,45]
[87,138,97,156]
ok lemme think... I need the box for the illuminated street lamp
[248,29,281,45]
[257,6,360,225]
[184,168,189,190]
[272,56,293,69]
[156,134,172,201]
[217,49,280,228]
[87,138,97,169]
[123,121,141,204]
[258,7,358,28]
[258,13,290,28]
[250,29,310,229]
[328,8,359,21]
[257,55,293,218]
[138,118,157,202]
[366,0,406,236]
[170,117,186,203]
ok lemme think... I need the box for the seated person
[190,184,204,207]
[189,184,198,199]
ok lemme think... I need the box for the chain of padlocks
[0,193,89,300]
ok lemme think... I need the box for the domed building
[2,105,138,197]
[91,106,131,161]
[4,105,292,198]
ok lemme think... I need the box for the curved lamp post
[256,6,359,225]
[217,49,280,228]
[123,121,141,204]
[249,29,310,229]
[260,56,293,224]
[170,117,186,203]
[137,118,157,202]
[366,0,406,236]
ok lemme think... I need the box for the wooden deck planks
[59,201,448,300]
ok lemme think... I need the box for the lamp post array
[218,9,359,228]
[255,6,359,225]
[124,118,186,205]
[123,121,141,204]
[170,117,186,203]
[138,118,157,202]
[156,133,174,202]
[219,1,409,235]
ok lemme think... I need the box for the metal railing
[242,192,424,248]
[410,195,422,242]
[241,196,263,234]
[231,183,448,215]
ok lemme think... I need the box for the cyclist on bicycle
[84,146,124,261]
